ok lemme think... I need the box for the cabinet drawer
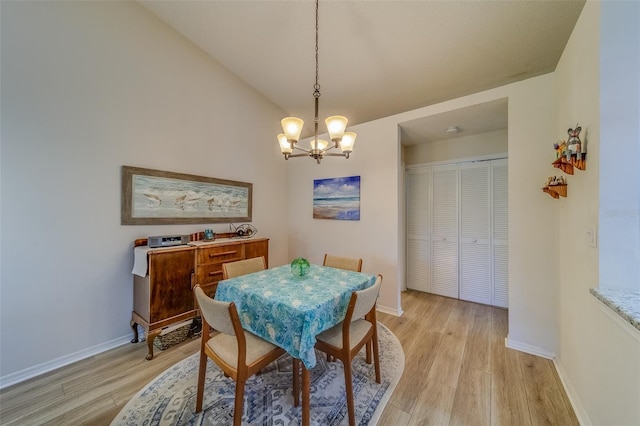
[196,263,224,285]
[197,244,245,265]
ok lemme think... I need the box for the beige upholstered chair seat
[207,331,280,367]
[316,319,372,351]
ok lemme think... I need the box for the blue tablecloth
[216,264,376,368]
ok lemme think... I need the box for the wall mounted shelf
[552,154,586,175]
[542,183,567,199]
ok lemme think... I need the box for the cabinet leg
[130,319,139,343]
[145,330,161,360]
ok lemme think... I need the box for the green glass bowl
[290,257,310,277]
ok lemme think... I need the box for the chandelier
[277,0,357,164]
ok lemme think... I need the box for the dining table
[215,263,377,426]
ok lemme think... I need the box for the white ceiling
[139,0,585,145]
[399,97,508,146]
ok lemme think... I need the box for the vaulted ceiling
[140,0,585,144]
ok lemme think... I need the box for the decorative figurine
[567,125,582,160]
[554,140,567,159]
[543,175,566,189]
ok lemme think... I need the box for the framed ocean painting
[121,166,252,225]
[313,176,360,220]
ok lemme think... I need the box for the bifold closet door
[430,165,458,298]
[406,168,430,292]
[406,159,508,307]
[459,162,491,305]
[492,159,509,308]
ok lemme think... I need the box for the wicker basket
[153,323,190,351]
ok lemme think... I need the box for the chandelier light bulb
[278,134,293,154]
[325,116,348,143]
[311,139,329,151]
[281,117,304,142]
[340,132,357,153]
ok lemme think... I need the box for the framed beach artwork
[313,175,361,220]
[121,166,252,225]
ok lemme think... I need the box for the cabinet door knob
[473,238,477,243]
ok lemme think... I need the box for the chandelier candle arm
[276,0,357,164]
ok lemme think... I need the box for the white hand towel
[132,246,150,277]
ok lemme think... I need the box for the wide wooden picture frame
[122,166,252,225]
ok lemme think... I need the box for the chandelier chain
[314,0,320,97]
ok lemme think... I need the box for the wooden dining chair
[322,254,363,272]
[193,285,289,425]
[322,253,364,362]
[314,274,383,426]
[222,256,266,279]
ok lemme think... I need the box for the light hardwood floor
[0,290,578,425]
[377,291,578,426]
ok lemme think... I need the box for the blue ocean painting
[313,176,360,220]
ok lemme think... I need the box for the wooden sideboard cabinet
[130,237,269,360]
[130,245,196,360]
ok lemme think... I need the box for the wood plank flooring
[377,291,579,426]
[0,290,578,425]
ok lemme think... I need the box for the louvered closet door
[459,162,491,305]
[430,165,458,298]
[406,168,430,292]
[492,159,509,308]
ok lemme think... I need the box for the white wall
[0,1,289,385]
[286,74,558,353]
[554,2,640,425]
[404,129,507,165]
[285,120,403,315]
[500,75,558,356]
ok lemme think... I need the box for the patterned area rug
[112,323,404,425]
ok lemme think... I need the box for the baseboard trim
[0,335,131,390]
[553,358,592,426]
[504,336,556,359]
[377,305,403,317]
